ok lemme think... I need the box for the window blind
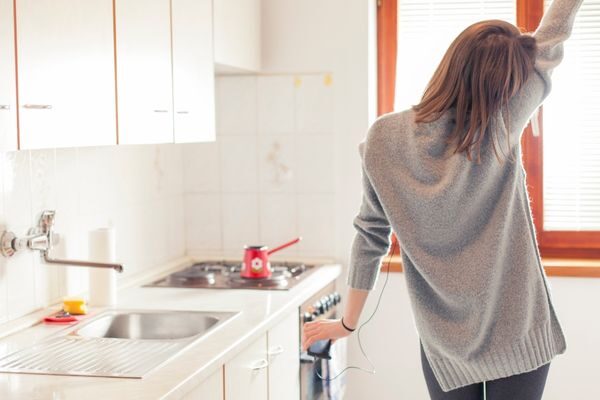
[542,0,600,230]
[394,0,515,112]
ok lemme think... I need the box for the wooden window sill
[380,256,600,278]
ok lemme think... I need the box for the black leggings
[420,340,551,400]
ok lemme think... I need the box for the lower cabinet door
[267,312,300,400]
[182,366,224,400]
[224,333,268,400]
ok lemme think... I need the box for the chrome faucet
[0,210,123,273]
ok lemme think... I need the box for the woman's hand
[301,318,354,351]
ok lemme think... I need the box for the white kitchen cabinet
[267,312,300,400]
[224,333,268,400]
[115,0,173,144]
[15,0,116,149]
[0,0,17,151]
[171,0,215,143]
[214,0,261,73]
[181,366,224,400]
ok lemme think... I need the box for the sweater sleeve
[507,0,584,140]
[346,142,393,291]
[532,0,585,100]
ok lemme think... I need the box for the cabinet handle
[153,109,169,113]
[250,358,269,370]
[176,111,189,114]
[0,105,10,111]
[268,345,284,357]
[23,104,52,110]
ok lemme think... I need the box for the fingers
[301,332,326,351]
[303,319,321,329]
[301,319,348,351]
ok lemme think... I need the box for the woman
[301,0,584,399]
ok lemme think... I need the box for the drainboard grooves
[115,342,175,374]
[5,338,69,368]
[0,337,186,378]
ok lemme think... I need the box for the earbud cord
[316,239,397,381]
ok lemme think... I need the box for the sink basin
[0,309,240,378]
[72,310,222,340]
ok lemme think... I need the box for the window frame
[377,0,600,274]
[517,0,600,257]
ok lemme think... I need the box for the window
[377,0,600,267]
[542,0,600,232]
[394,0,515,111]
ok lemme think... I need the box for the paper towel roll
[88,227,117,307]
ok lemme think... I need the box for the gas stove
[144,260,319,291]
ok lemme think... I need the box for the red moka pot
[241,237,302,279]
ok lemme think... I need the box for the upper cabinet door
[115,0,173,144]
[171,0,215,143]
[16,0,116,149]
[214,0,261,73]
[0,0,17,151]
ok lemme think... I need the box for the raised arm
[506,0,585,142]
[533,0,585,101]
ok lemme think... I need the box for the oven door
[299,283,347,400]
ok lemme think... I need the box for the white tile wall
[0,144,186,324]
[184,73,336,259]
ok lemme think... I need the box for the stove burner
[227,269,291,288]
[170,268,216,285]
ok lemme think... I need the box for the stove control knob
[328,293,336,306]
[320,296,330,311]
[313,301,323,314]
[334,292,341,304]
[318,299,327,313]
[303,312,314,323]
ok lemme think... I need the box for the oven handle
[300,351,316,364]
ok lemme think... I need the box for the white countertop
[0,258,342,400]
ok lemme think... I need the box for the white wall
[183,73,337,258]
[0,144,186,324]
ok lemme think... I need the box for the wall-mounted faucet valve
[0,210,124,273]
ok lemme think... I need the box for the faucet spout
[1,210,125,274]
[43,252,124,273]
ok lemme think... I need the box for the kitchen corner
[0,256,341,399]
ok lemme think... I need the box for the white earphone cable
[315,239,397,381]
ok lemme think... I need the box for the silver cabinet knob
[250,358,269,370]
[0,105,10,111]
[153,109,169,113]
[23,104,52,110]
[267,345,284,357]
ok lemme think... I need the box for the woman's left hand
[301,318,353,351]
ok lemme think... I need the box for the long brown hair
[412,20,537,163]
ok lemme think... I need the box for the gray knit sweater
[347,0,583,392]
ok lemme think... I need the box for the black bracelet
[341,317,356,332]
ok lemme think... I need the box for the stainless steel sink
[71,310,222,340]
[0,309,240,378]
